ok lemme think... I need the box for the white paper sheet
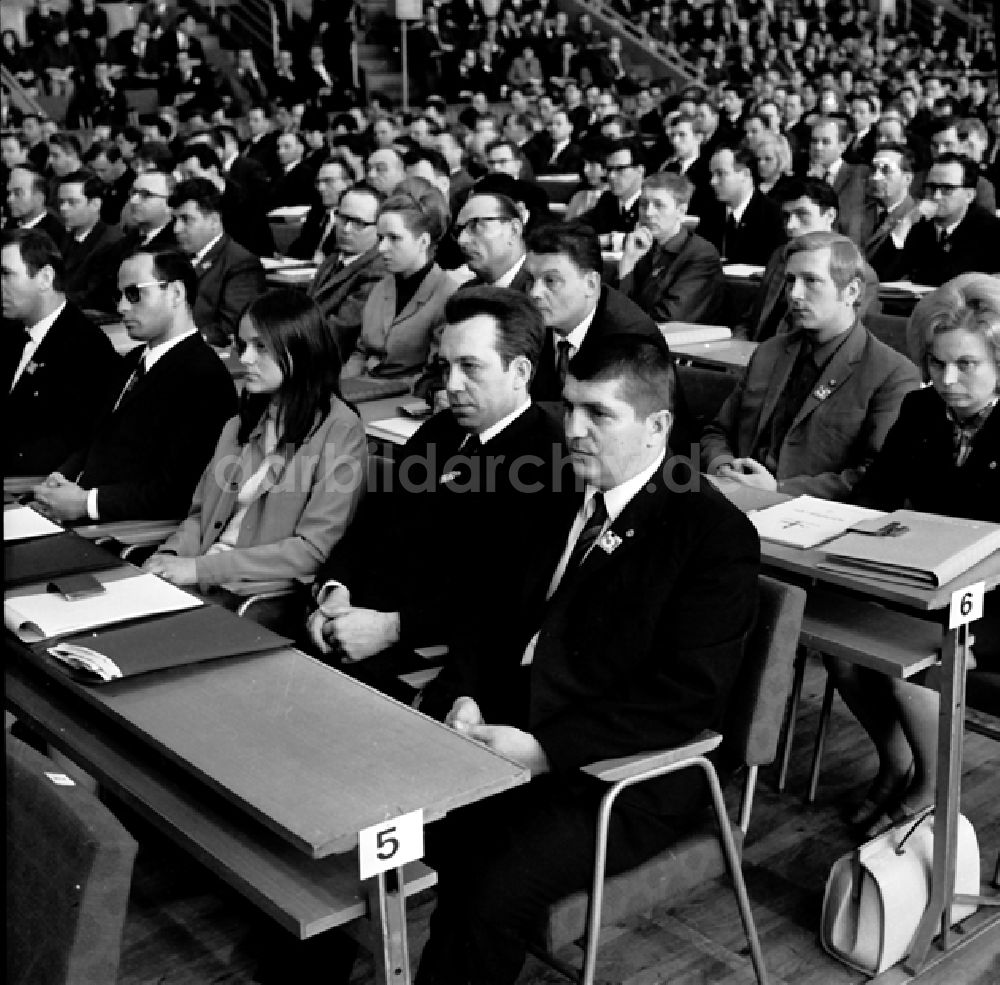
[3,506,63,542]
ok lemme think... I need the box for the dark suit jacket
[851,387,999,523]
[579,190,640,235]
[830,160,870,246]
[540,142,583,174]
[244,133,280,180]
[620,228,725,324]
[307,247,387,358]
[421,462,761,818]
[6,212,65,245]
[61,221,124,314]
[701,321,922,500]
[699,191,786,265]
[192,235,266,347]
[116,221,179,263]
[5,303,121,475]
[862,194,917,279]
[843,128,879,167]
[59,334,238,521]
[287,204,338,261]
[267,161,320,211]
[886,205,1000,286]
[219,179,274,259]
[314,403,577,648]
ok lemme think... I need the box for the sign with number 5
[359,809,424,879]
[949,581,985,630]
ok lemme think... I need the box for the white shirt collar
[141,221,170,245]
[584,449,666,525]
[193,233,223,266]
[19,212,46,229]
[560,304,599,356]
[142,327,198,371]
[73,222,98,243]
[619,189,641,212]
[493,252,526,288]
[12,301,67,391]
[478,397,532,445]
[827,158,843,180]
[729,189,754,224]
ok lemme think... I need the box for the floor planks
[114,651,1000,985]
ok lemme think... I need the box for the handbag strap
[894,808,934,856]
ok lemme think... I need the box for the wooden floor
[114,652,1000,985]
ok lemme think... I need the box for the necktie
[722,212,738,260]
[460,433,482,455]
[114,355,146,411]
[938,227,951,248]
[555,339,572,389]
[566,493,608,570]
[7,328,33,392]
[315,213,338,262]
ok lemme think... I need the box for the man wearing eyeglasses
[881,152,1000,286]
[117,169,178,255]
[861,144,919,278]
[30,249,236,523]
[287,156,355,262]
[579,137,647,242]
[455,191,529,290]
[308,184,387,357]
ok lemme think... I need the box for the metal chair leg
[807,675,836,804]
[777,647,807,792]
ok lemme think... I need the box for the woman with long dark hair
[145,289,367,600]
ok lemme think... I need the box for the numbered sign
[949,581,985,630]
[359,809,424,879]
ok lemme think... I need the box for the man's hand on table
[143,553,198,586]
[716,457,778,491]
[321,604,401,662]
[31,473,88,522]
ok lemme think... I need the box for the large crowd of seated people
[3,1,999,983]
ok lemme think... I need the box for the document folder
[5,532,122,588]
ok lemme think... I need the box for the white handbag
[820,810,980,975]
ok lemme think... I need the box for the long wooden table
[671,338,757,374]
[716,479,1000,979]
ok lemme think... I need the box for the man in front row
[413,336,761,984]
[701,232,920,499]
[307,287,576,698]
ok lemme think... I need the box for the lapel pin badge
[440,470,461,485]
[813,380,836,400]
[598,530,622,554]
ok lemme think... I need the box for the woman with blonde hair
[752,132,794,200]
[829,273,1000,837]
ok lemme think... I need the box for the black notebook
[5,532,122,588]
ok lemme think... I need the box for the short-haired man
[307,287,575,699]
[702,144,785,264]
[56,169,123,314]
[5,166,65,243]
[580,138,647,238]
[455,191,529,289]
[30,249,237,522]
[404,147,452,199]
[618,172,725,324]
[307,183,387,357]
[887,153,1000,284]
[287,156,355,262]
[366,146,406,196]
[3,229,120,475]
[84,140,134,224]
[119,168,178,253]
[268,130,319,209]
[168,177,266,348]
[414,335,760,985]
[702,231,920,499]
[845,93,879,166]
[47,132,84,177]
[541,108,582,173]
[804,115,871,246]
[924,116,995,212]
[863,143,919,278]
[661,112,713,219]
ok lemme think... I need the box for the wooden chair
[7,733,138,985]
[534,575,807,985]
[676,364,739,429]
[865,312,911,360]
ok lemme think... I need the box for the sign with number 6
[949,581,985,630]
[359,809,424,879]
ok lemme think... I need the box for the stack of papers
[4,506,62,542]
[723,264,765,279]
[5,572,202,643]
[261,256,314,271]
[660,323,732,345]
[880,281,935,296]
[366,417,422,445]
[750,496,886,549]
[267,205,310,221]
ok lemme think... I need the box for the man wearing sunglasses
[308,184,387,357]
[880,152,1000,285]
[30,249,237,523]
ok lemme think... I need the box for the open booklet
[660,323,732,346]
[5,571,202,643]
[749,496,886,549]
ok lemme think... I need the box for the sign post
[391,0,423,111]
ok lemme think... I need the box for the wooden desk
[360,396,426,447]
[671,339,757,374]
[715,478,1000,978]
[5,641,528,981]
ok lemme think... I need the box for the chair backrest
[865,312,911,360]
[7,734,138,985]
[677,364,739,427]
[721,574,806,769]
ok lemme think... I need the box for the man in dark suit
[618,172,724,324]
[413,335,760,985]
[84,140,135,225]
[844,93,880,166]
[802,116,870,247]
[287,157,354,262]
[55,170,123,315]
[5,166,65,243]
[3,229,121,475]
[214,123,270,203]
[862,144,919,279]
[702,232,920,501]
[168,178,266,348]
[306,287,577,699]
[244,104,280,180]
[268,131,321,211]
[700,144,786,264]
[116,169,178,256]
[580,138,647,239]
[539,109,583,174]
[455,191,530,289]
[30,249,237,523]
[878,153,1000,286]
[307,184,386,357]
[660,113,715,222]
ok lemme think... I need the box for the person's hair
[812,114,850,142]
[2,131,30,152]
[180,142,222,172]
[83,139,122,165]
[212,123,239,149]
[378,176,450,245]
[928,115,959,139]
[907,273,1000,383]
[57,169,106,203]
[463,190,522,224]
[124,248,199,306]
[785,230,865,294]
[956,117,988,144]
[642,171,694,207]
[444,286,546,371]
[341,180,386,212]
[167,176,224,215]
[11,165,49,200]
[0,228,66,291]
[873,141,916,173]
[606,137,647,171]
[136,140,176,172]
[850,92,878,115]
[752,132,793,174]
[713,142,758,181]
[236,289,347,447]
[300,106,328,134]
[116,124,143,147]
[48,131,82,156]
[777,176,839,213]
[932,152,979,188]
[318,151,361,183]
[568,336,677,419]
[403,146,450,179]
[140,113,174,140]
[669,111,697,131]
[524,221,602,275]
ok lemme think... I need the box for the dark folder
[339,376,412,403]
[5,532,122,588]
[51,604,290,684]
